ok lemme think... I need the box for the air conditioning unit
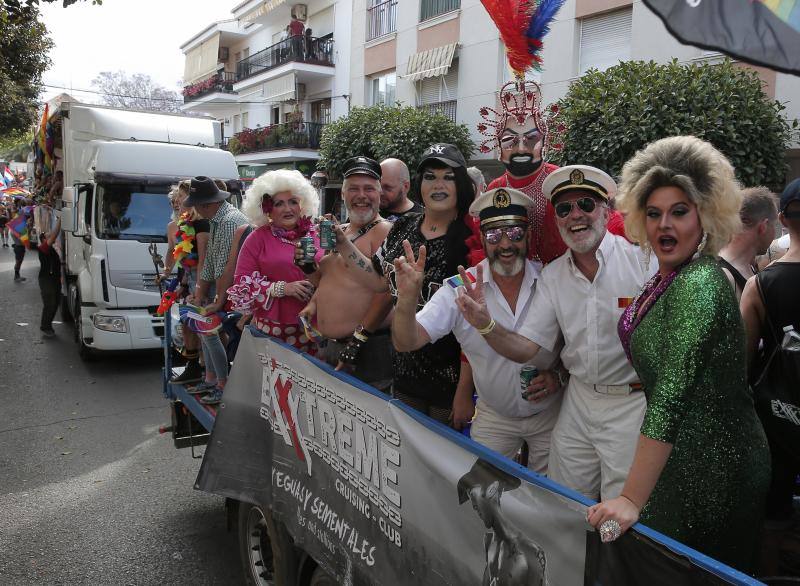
[296,83,306,101]
[218,47,229,61]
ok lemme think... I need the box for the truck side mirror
[61,187,78,233]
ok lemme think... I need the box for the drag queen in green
[587,136,770,573]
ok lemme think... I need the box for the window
[311,98,332,124]
[579,8,632,75]
[241,112,249,129]
[417,64,458,121]
[370,71,396,106]
[420,0,460,22]
[367,0,397,41]
[271,107,280,125]
[95,184,172,242]
[233,114,241,133]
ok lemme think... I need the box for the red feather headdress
[478,0,567,155]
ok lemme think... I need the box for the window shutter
[418,63,458,105]
[579,8,632,75]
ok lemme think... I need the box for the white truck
[47,102,239,359]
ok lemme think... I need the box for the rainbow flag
[8,214,30,247]
[3,167,14,184]
[2,187,28,197]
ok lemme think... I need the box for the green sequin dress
[630,256,770,572]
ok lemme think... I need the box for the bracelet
[271,281,286,297]
[477,318,496,336]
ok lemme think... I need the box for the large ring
[599,519,622,542]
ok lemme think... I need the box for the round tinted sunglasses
[554,197,600,218]
[482,225,526,244]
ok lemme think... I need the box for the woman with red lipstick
[586,136,770,573]
[227,169,322,354]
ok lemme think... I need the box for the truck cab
[51,102,239,358]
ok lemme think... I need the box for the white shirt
[417,259,560,418]
[518,231,655,386]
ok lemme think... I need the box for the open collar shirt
[201,201,248,282]
[518,231,656,386]
[416,258,560,418]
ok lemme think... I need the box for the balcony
[417,100,457,122]
[224,122,326,156]
[367,0,397,41]
[420,0,460,22]
[182,72,238,103]
[236,35,334,82]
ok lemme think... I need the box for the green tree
[552,59,797,190]
[317,105,475,180]
[0,6,53,136]
[0,128,33,161]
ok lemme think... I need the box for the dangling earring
[642,242,652,272]
[694,232,707,259]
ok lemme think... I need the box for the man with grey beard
[392,187,565,472]
[299,157,393,389]
[453,166,655,501]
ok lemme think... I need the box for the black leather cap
[780,177,800,212]
[342,156,382,180]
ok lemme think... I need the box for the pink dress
[228,225,323,353]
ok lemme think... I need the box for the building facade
[180,0,353,181]
[181,0,800,183]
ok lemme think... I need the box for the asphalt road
[0,247,245,585]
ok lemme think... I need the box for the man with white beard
[299,156,393,389]
[392,187,565,472]
[453,166,655,500]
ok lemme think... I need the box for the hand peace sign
[392,239,426,303]
[454,264,493,331]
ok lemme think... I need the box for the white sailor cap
[542,165,617,202]
[469,187,532,228]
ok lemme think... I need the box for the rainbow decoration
[8,212,30,248]
[178,303,224,335]
[172,215,198,268]
[759,0,800,32]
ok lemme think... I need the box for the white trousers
[547,377,647,500]
[470,395,562,475]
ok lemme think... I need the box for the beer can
[319,219,336,250]
[299,235,315,264]
[520,365,539,399]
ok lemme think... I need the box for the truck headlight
[93,314,128,333]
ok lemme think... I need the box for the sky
[40,0,236,104]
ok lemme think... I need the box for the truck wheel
[308,565,337,586]
[238,502,275,586]
[74,299,95,361]
[60,294,74,323]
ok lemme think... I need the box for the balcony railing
[420,0,460,21]
[182,72,237,102]
[417,100,457,122]
[367,0,397,41]
[224,122,326,155]
[236,35,335,82]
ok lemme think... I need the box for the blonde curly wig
[243,169,319,227]
[616,136,742,257]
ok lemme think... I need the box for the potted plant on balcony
[227,136,242,155]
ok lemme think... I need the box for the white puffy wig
[243,169,319,227]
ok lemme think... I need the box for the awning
[404,43,457,82]
[264,72,296,102]
[241,0,286,24]
[184,33,221,84]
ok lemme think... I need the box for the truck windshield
[96,183,172,242]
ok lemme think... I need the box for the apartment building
[348,0,800,177]
[180,0,800,183]
[179,0,353,180]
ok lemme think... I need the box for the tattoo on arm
[356,258,373,273]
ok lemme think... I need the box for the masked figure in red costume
[469,81,567,266]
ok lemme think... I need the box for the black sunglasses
[554,197,599,218]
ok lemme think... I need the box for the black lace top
[372,213,461,407]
